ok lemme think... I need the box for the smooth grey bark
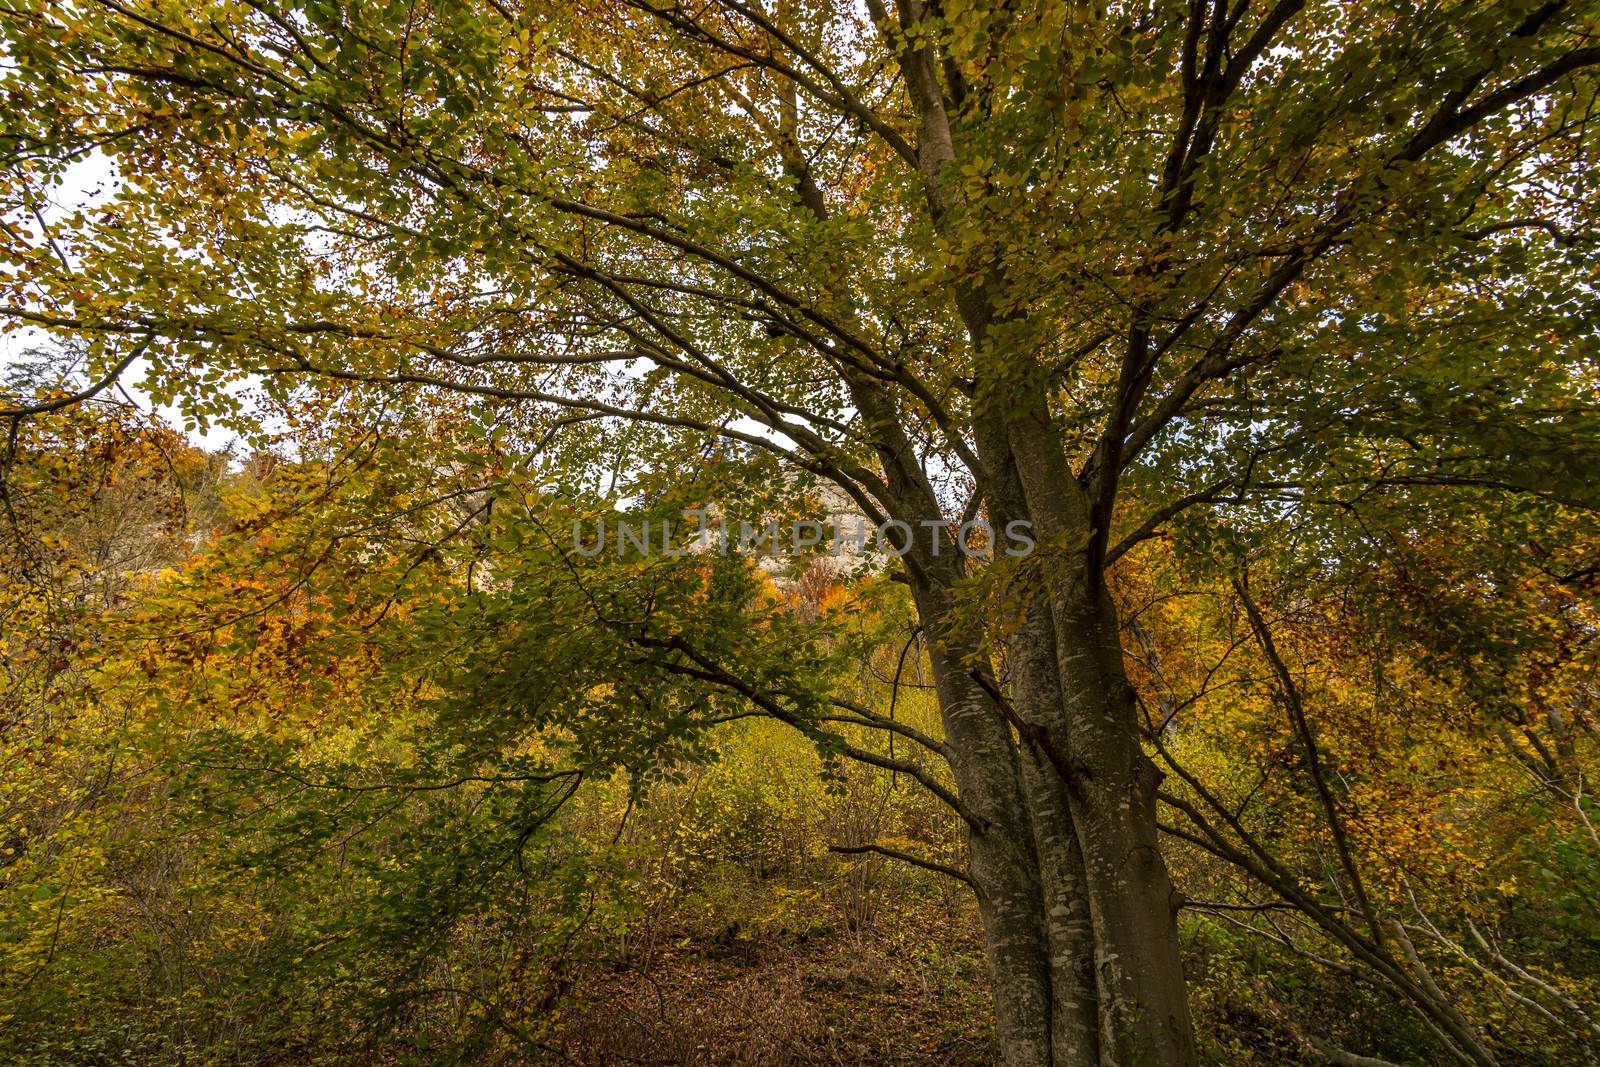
[869,396,1195,1067]
[914,595,1058,1067]
[898,473,1196,1067]
[846,371,1059,1067]
[1048,582,1195,1067]
[979,418,1102,1067]
[1006,409,1198,1067]
[1016,691,1102,1067]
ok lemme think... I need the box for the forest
[1,1,1598,1065]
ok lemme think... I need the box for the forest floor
[547,900,998,1065]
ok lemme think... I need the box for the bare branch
[829,842,973,889]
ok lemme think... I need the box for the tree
[2,1,1598,1063]
[1119,487,1600,1065]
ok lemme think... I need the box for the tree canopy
[2,2,1599,1065]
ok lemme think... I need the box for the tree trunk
[909,561,1195,1067]
[852,368,1193,1066]
[1050,582,1195,1067]
[1016,700,1102,1066]
[908,576,1059,1067]
[1004,409,1199,1067]
[980,417,1102,1066]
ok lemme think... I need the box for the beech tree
[3,1,1598,1064]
